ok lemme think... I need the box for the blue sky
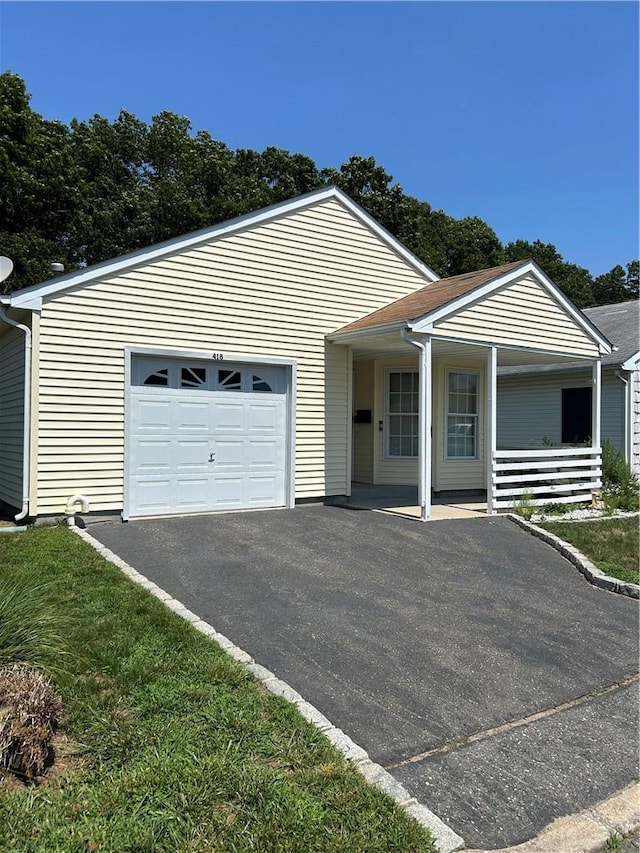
[1,1,638,276]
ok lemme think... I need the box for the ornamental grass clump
[0,576,70,675]
[0,666,62,781]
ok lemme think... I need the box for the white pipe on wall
[615,370,631,466]
[0,306,31,521]
[65,494,90,527]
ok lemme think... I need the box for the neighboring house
[0,187,611,522]
[498,300,639,474]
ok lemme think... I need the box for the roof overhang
[621,351,640,371]
[5,186,439,309]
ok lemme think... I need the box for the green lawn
[0,526,435,852]
[538,517,639,586]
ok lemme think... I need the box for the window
[218,369,242,391]
[446,371,478,459]
[387,371,419,458]
[143,368,169,386]
[561,387,592,444]
[181,366,207,388]
[252,375,273,392]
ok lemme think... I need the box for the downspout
[401,328,430,521]
[0,306,31,521]
[614,370,631,466]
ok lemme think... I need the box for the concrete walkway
[89,506,639,849]
[338,484,488,520]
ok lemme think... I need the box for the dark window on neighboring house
[561,387,592,444]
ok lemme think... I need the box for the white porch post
[592,358,601,450]
[419,335,432,521]
[486,346,497,514]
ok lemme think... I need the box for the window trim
[384,368,420,460]
[444,368,480,461]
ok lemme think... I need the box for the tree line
[1,72,637,305]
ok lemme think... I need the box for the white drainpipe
[0,306,31,521]
[615,370,631,466]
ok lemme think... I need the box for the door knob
[208,452,216,463]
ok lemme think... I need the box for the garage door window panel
[218,369,242,391]
[143,368,169,387]
[181,366,207,388]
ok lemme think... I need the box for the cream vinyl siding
[353,360,374,483]
[373,356,419,486]
[0,325,25,509]
[35,198,431,514]
[434,275,600,357]
[497,371,624,452]
[433,356,485,492]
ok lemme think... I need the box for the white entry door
[128,357,288,517]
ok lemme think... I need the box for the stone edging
[507,514,640,599]
[71,525,464,853]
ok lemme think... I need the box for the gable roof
[331,259,611,354]
[2,186,439,310]
[333,260,524,334]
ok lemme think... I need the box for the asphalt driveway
[90,506,639,848]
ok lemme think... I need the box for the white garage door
[128,357,288,518]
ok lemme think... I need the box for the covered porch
[328,261,612,521]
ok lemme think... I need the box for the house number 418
[211,353,224,360]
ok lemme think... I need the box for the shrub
[514,490,535,520]
[601,440,639,512]
[542,502,571,516]
[0,666,62,781]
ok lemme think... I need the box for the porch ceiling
[347,332,597,366]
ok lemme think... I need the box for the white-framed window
[446,370,479,459]
[386,370,419,458]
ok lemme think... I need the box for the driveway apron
[90,506,639,849]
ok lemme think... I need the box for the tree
[504,239,595,307]
[593,260,639,305]
[0,72,78,291]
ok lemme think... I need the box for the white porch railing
[492,447,602,510]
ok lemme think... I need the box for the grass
[0,526,436,852]
[538,517,639,586]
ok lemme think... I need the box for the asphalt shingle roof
[334,260,525,334]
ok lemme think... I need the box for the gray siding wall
[497,370,624,452]
[0,325,25,509]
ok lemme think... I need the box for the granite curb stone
[507,514,640,599]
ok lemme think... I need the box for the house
[0,187,612,523]
[498,300,639,474]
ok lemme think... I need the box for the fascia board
[10,296,42,311]
[621,351,640,371]
[410,260,613,353]
[8,185,438,306]
[327,322,406,343]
